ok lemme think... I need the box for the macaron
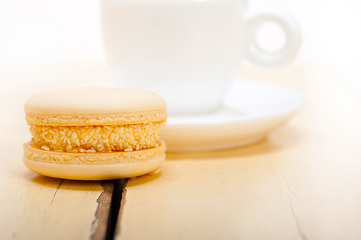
[23,87,167,180]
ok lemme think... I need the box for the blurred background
[1,0,360,140]
[1,0,360,73]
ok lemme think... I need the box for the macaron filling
[29,121,165,153]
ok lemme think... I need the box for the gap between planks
[90,179,126,240]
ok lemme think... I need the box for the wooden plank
[0,163,113,240]
[115,63,361,240]
[0,62,115,240]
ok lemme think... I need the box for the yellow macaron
[23,87,167,180]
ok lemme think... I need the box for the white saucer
[161,80,304,152]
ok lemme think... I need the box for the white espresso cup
[102,0,301,115]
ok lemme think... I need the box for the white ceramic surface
[161,80,304,152]
[102,0,301,115]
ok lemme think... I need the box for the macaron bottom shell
[23,142,165,180]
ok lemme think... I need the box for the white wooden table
[1,61,361,240]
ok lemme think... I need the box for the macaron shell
[23,155,164,180]
[23,142,166,180]
[25,110,167,126]
[24,87,166,114]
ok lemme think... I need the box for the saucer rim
[166,80,305,126]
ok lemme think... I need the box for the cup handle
[244,9,302,68]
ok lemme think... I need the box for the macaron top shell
[24,87,167,126]
[24,87,166,114]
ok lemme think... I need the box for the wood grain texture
[115,62,361,240]
[0,63,114,240]
[0,167,113,240]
